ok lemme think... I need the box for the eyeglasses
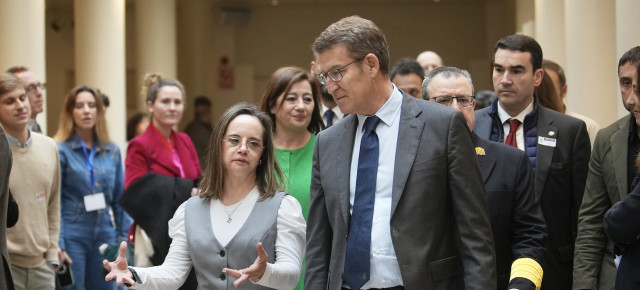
[25,83,46,94]
[431,95,475,108]
[222,137,264,152]
[315,56,365,86]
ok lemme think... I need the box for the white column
[177,0,216,128]
[616,0,640,119]
[516,0,535,36]
[74,0,127,152]
[535,0,565,67]
[565,0,616,127]
[0,0,48,134]
[135,0,177,109]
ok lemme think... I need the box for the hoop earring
[258,159,262,165]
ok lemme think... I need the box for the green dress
[275,134,315,289]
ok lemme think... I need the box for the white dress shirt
[131,187,306,290]
[348,85,403,288]
[497,100,534,151]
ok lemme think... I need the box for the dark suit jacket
[0,125,15,290]
[475,101,591,289]
[603,180,640,290]
[574,115,631,290]
[472,134,547,290]
[306,94,497,290]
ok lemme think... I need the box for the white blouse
[130,187,306,289]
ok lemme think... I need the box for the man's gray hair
[422,66,474,100]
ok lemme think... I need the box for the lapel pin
[548,131,555,137]
[475,147,486,155]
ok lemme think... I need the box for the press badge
[84,192,106,212]
[538,136,557,147]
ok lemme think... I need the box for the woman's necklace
[223,197,247,223]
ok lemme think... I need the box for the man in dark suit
[573,46,640,290]
[474,34,591,289]
[306,16,496,290]
[0,123,15,289]
[390,58,424,99]
[424,66,547,290]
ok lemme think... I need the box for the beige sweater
[7,133,60,268]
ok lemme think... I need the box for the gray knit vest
[184,192,285,289]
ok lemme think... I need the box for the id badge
[84,192,106,212]
[538,136,557,147]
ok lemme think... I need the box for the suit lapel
[473,135,495,184]
[535,109,556,199]
[336,115,358,227]
[612,116,631,199]
[391,96,424,216]
[478,157,496,184]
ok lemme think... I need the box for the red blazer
[125,122,202,189]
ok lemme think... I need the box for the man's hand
[223,242,268,287]
[103,242,135,286]
[56,248,73,274]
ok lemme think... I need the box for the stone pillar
[565,0,616,127]
[535,0,565,67]
[0,0,48,134]
[515,0,535,36]
[74,0,127,152]
[177,0,215,128]
[135,0,177,110]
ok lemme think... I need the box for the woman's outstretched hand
[223,242,268,287]
[103,241,135,286]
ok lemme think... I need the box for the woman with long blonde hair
[54,85,132,290]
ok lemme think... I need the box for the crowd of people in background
[0,14,639,290]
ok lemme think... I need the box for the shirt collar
[356,84,403,130]
[497,99,534,124]
[321,102,344,119]
[68,134,104,152]
[6,129,32,148]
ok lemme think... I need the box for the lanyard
[81,141,97,191]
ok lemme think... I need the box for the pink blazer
[125,122,202,189]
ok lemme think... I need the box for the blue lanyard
[81,141,97,191]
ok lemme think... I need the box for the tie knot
[324,109,335,119]
[363,116,381,132]
[507,119,521,133]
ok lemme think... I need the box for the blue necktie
[324,109,335,127]
[344,116,381,290]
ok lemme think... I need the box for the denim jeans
[62,211,123,290]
